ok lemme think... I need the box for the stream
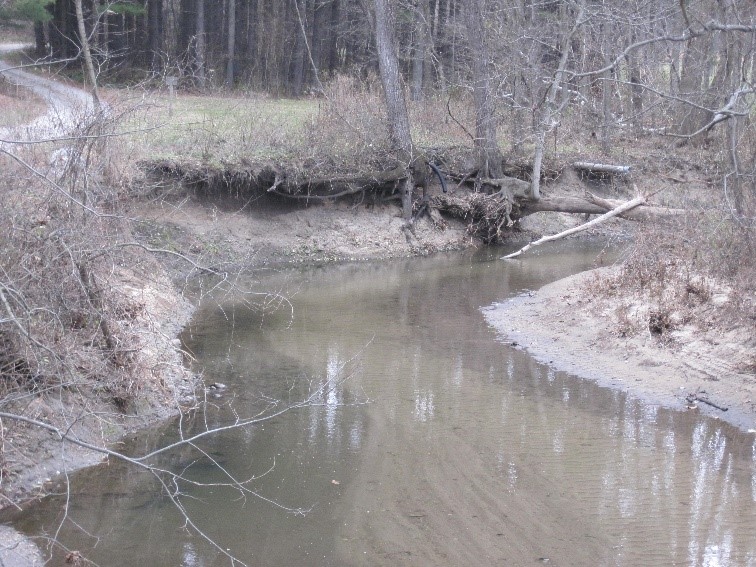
[7,242,756,566]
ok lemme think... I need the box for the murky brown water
[7,243,756,566]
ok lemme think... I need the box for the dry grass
[0,78,46,127]
[587,214,755,350]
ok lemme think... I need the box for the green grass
[123,93,318,163]
[120,88,477,167]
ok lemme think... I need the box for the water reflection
[5,243,755,566]
[413,389,435,422]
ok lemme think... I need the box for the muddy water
[9,243,756,566]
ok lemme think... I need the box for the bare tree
[196,0,207,88]
[465,0,504,181]
[373,0,417,220]
[225,0,237,87]
[73,0,100,109]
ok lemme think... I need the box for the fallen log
[573,161,632,175]
[502,195,646,259]
[585,193,685,221]
[520,194,683,220]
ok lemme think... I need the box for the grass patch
[123,76,475,168]
[124,93,318,163]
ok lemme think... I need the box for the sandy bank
[484,267,756,432]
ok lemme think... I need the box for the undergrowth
[589,213,755,343]
[0,105,191,495]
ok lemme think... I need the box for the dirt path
[484,267,756,432]
[0,43,95,150]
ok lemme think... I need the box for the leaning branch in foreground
[502,195,646,259]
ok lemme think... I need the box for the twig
[686,393,729,412]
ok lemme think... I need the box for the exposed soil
[0,271,197,505]
[130,192,475,271]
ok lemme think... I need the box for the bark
[292,0,307,95]
[195,0,206,87]
[410,0,430,101]
[327,0,340,74]
[677,34,713,136]
[520,195,684,221]
[627,27,643,135]
[245,0,258,76]
[34,21,46,58]
[530,0,584,201]
[573,162,631,175]
[311,0,324,75]
[373,0,416,219]
[225,0,236,87]
[503,195,646,259]
[600,21,612,155]
[466,0,504,180]
[73,0,101,109]
[148,0,164,73]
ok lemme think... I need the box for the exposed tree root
[144,158,687,245]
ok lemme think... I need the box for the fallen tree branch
[573,162,632,175]
[502,195,646,259]
[686,392,728,412]
[519,194,683,220]
[585,193,685,221]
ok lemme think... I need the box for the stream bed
[7,242,756,565]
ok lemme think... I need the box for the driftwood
[585,193,685,221]
[502,195,646,259]
[520,194,684,220]
[686,392,729,412]
[573,162,632,175]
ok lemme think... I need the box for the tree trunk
[327,0,340,74]
[292,0,307,95]
[410,0,429,101]
[195,0,206,87]
[466,0,504,180]
[677,34,712,136]
[600,21,612,155]
[148,0,163,73]
[503,195,646,259]
[310,0,326,76]
[373,0,415,220]
[225,0,236,87]
[34,21,46,58]
[530,1,584,201]
[626,26,643,136]
[73,0,101,109]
